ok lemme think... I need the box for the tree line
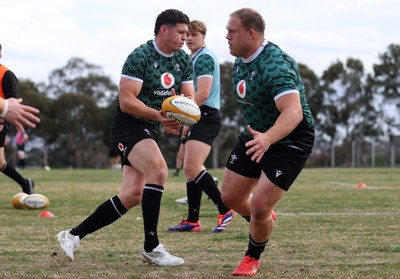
[7,44,400,168]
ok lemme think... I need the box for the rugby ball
[24,194,49,209]
[11,192,29,209]
[162,96,201,126]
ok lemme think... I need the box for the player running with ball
[57,9,194,266]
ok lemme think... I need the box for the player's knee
[221,191,237,210]
[182,165,200,180]
[251,205,273,221]
[147,166,168,185]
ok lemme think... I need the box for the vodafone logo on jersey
[236,80,246,98]
[161,73,175,89]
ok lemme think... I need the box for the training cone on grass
[271,210,277,221]
[356,182,367,188]
[38,210,55,218]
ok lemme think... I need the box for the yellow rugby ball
[162,96,201,126]
[11,192,29,209]
[24,194,50,209]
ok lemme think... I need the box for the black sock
[1,162,27,188]
[70,195,127,239]
[142,184,163,252]
[245,234,268,260]
[196,170,230,215]
[186,180,202,222]
[18,159,26,169]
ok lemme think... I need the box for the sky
[1,0,399,85]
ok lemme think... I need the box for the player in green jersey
[57,9,194,267]
[221,8,315,276]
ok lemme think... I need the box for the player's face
[226,16,249,58]
[186,31,205,53]
[166,24,189,52]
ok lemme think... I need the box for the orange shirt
[0,64,10,99]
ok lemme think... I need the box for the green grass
[0,168,399,278]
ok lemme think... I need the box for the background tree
[368,44,400,166]
[46,57,118,107]
[369,44,400,137]
[21,58,118,168]
[299,64,325,166]
[17,79,56,167]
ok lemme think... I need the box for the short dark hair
[230,8,265,34]
[154,9,190,36]
[0,44,2,53]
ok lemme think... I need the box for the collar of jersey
[242,39,268,63]
[191,46,206,60]
[152,40,174,57]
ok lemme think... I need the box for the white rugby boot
[56,230,80,261]
[141,243,184,266]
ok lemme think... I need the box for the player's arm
[265,93,303,143]
[245,93,303,162]
[194,76,212,106]
[193,54,214,106]
[119,77,163,122]
[2,71,18,98]
[119,77,180,130]
[179,81,195,101]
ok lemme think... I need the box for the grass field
[0,168,399,278]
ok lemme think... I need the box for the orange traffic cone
[270,210,277,221]
[38,210,55,218]
[356,182,367,188]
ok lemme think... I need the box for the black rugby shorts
[225,133,311,191]
[186,105,221,146]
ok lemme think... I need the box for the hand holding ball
[162,96,201,126]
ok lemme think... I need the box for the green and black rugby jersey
[117,40,193,131]
[233,41,314,151]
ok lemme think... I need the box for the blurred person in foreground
[0,43,37,194]
[221,8,315,276]
[0,44,39,130]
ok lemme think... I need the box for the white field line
[278,212,400,217]
[324,181,381,189]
